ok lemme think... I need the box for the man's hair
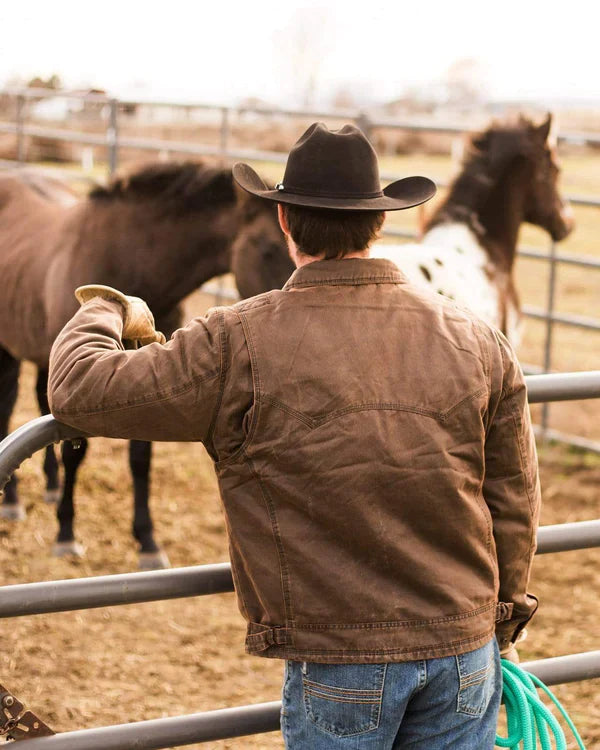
[281,204,385,259]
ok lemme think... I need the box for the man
[48,123,540,749]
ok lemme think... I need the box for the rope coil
[496,659,586,749]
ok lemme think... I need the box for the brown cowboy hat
[233,122,436,211]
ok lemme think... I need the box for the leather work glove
[75,285,166,346]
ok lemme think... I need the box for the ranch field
[1,147,600,748]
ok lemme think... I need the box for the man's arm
[48,298,225,443]
[483,330,541,652]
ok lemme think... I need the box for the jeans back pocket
[455,639,498,716]
[302,662,387,737]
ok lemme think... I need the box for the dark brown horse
[231,114,573,343]
[0,161,295,568]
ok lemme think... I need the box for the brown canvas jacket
[48,258,541,663]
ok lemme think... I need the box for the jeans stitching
[456,642,495,716]
[303,690,380,705]
[303,678,383,696]
[302,663,387,737]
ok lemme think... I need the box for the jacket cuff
[494,594,539,651]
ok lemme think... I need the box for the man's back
[213,257,538,662]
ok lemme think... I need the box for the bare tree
[445,58,488,107]
[274,5,333,108]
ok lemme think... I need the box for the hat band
[276,182,384,200]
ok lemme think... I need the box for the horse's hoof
[52,540,85,558]
[0,504,26,521]
[138,550,171,570]
[44,488,61,504]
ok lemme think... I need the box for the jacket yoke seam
[441,387,488,420]
[264,396,447,427]
[264,394,489,427]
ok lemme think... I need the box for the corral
[0,92,599,748]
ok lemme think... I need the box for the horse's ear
[470,129,490,153]
[534,113,552,144]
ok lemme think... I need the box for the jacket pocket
[455,640,498,716]
[302,662,386,737]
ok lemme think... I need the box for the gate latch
[0,683,54,742]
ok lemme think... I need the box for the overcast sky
[0,0,597,107]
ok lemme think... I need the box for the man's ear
[277,203,290,236]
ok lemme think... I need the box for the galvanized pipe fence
[0,371,599,747]
[0,87,599,448]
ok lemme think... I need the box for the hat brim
[232,163,436,211]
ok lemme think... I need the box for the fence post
[541,240,558,435]
[106,98,119,178]
[219,106,230,166]
[15,94,25,163]
[355,111,373,142]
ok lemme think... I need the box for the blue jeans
[281,639,501,749]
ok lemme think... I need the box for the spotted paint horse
[232,114,574,344]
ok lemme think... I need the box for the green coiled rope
[495,659,586,749]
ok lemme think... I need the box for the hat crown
[281,123,382,199]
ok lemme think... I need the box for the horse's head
[231,183,294,299]
[520,114,573,241]
[472,114,574,243]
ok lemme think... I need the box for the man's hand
[500,644,520,663]
[75,285,166,346]
[500,628,528,663]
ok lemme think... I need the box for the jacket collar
[283,257,407,290]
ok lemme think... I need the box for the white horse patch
[371,223,520,343]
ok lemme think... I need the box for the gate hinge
[0,683,54,742]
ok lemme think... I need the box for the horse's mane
[89,161,236,214]
[427,117,544,234]
[463,118,540,178]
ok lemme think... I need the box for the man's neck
[293,248,371,268]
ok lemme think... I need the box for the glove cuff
[75,285,129,315]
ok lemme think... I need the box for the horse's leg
[0,347,23,520]
[53,437,88,557]
[129,440,170,570]
[128,307,181,572]
[35,368,61,504]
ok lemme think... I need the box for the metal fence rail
[7,652,600,750]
